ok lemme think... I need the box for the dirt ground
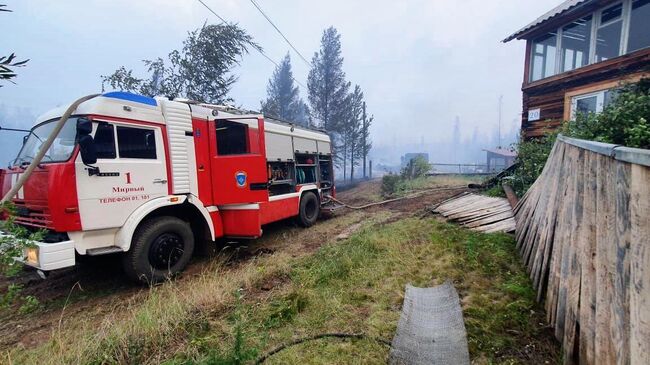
[0,178,471,352]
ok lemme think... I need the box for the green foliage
[102,23,259,104]
[508,132,557,196]
[260,53,309,126]
[380,174,401,196]
[307,27,349,134]
[400,155,430,179]
[1,6,29,87]
[0,283,22,308]
[0,203,42,277]
[263,290,308,329]
[562,79,650,149]
[18,295,41,314]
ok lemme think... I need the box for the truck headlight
[26,247,39,265]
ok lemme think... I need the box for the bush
[401,156,430,179]
[381,174,401,196]
[562,79,650,148]
[507,132,557,196]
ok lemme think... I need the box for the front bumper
[2,233,76,271]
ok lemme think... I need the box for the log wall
[514,135,650,364]
[520,48,650,139]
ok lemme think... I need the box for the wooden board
[433,193,515,233]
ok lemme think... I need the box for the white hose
[1,94,100,204]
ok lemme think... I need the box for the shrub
[562,79,650,149]
[400,155,430,179]
[381,174,401,196]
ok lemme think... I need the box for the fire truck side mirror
[78,135,97,165]
[76,118,97,165]
[76,118,93,135]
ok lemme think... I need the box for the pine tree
[361,102,373,178]
[260,53,309,126]
[347,86,365,180]
[307,27,349,137]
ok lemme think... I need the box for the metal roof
[503,0,595,42]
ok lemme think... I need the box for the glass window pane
[530,32,557,81]
[117,127,157,159]
[596,4,623,62]
[561,16,592,72]
[628,0,650,53]
[601,3,622,23]
[576,96,599,115]
[94,123,116,159]
[216,120,249,155]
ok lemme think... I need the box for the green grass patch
[180,219,559,364]
[5,216,559,364]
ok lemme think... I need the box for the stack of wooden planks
[432,192,516,233]
[514,135,650,365]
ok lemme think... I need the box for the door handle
[153,179,168,184]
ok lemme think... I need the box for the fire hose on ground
[323,185,468,210]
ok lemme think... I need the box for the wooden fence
[514,135,649,364]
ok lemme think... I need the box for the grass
[384,175,482,197]
[2,204,559,364]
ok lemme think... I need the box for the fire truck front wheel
[122,216,195,284]
[297,192,320,227]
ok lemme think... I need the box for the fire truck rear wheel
[123,216,195,284]
[297,192,320,227]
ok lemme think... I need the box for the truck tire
[297,192,320,227]
[122,216,195,284]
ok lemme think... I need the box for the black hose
[255,332,391,364]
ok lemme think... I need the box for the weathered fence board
[514,135,650,364]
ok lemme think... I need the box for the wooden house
[504,0,650,139]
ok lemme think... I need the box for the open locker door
[209,116,269,206]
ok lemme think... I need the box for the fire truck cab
[0,92,334,282]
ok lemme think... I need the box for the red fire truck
[0,92,334,282]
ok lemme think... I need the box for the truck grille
[13,201,53,230]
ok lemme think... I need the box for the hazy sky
[1,0,560,147]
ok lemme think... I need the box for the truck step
[87,246,123,256]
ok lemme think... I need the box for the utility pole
[362,102,367,178]
[498,95,503,149]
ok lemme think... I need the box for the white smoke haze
[0,0,560,166]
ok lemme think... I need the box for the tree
[344,85,364,181]
[260,53,309,126]
[102,23,258,104]
[0,5,28,87]
[361,102,372,178]
[307,27,349,135]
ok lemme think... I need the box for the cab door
[208,117,268,205]
[75,120,168,231]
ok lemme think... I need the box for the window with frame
[528,0,649,82]
[570,89,617,119]
[116,126,157,159]
[628,0,650,52]
[93,122,116,159]
[595,3,624,62]
[561,16,592,72]
[530,32,558,81]
[215,120,249,155]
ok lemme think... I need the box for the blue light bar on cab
[102,91,157,106]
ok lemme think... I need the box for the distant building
[401,153,429,168]
[504,0,650,139]
[483,148,517,172]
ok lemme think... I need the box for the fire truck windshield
[14,117,80,166]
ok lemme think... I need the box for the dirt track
[0,179,471,351]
